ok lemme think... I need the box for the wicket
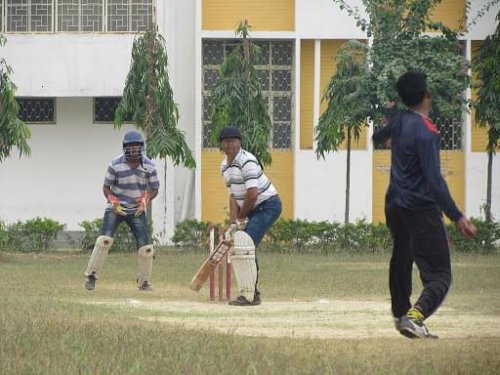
[208,224,231,302]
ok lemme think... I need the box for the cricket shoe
[394,316,402,331]
[228,291,261,306]
[399,316,438,339]
[138,281,153,291]
[85,275,96,291]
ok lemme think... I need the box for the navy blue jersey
[373,110,462,221]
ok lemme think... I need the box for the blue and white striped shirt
[104,154,160,213]
[221,149,277,208]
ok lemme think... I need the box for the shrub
[79,218,138,253]
[447,218,500,254]
[176,217,497,254]
[171,219,211,248]
[6,217,65,252]
[0,220,11,251]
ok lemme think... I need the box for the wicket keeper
[84,131,159,291]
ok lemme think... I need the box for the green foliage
[171,219,211,247]
[471,9,500,222]
[0,220,10,251]
[446,218,500,254]
[79,219,137,253]
[0,34,31,163]
[316,40,370,158]
[1,217,65,252]
[473,9,500,154]
[266,218,393,254]
[333,0,472,123]
[171,217,499,254]
[209,20,273,166]
[115,28,195,168]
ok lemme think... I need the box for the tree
[473,9,500,222]
[335,0,471,123]
[316,0,487,223]
[115,28,195,168]
[209,20,273,166]
[0,35,31,163]
[316,40,370,223]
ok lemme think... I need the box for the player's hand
[236,218,248,231]
[108,194,126,216]
[135,193,150,217]
[456,217,477,240]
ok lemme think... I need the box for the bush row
[1,217,499,254]
[171,218,500,255]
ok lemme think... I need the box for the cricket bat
[189,239,232,292]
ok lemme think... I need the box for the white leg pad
[137,244,154,286]
[85,235,114,278]
[230,231,257,302]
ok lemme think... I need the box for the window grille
[2,0,153,32]
[93,97,132,123]
[17,97,55,123]
[373,116,463,151]
[202,38,294,150]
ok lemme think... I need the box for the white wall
[0,98,137,230]
[296,0,367,39]
[3,34,135,96]
[466,153,500,219]
[467,1,500,39]
[295,150,372,222]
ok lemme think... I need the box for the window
[202,38,294,150]
[373,116,463,151]
[17,98,56,123]
[94,97,132,123]
[3,0,153,32]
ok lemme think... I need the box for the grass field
[1,250,499,374]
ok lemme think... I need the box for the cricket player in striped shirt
[84,131,159,292]
[219,126,282,306]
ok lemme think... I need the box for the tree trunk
[345,127,352,224]
[486,150,493,222]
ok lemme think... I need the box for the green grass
[0,250,499,374]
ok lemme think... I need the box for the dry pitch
[85,298,500,340]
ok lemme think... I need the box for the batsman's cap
[219,126,242,141]
[123,130,144,146]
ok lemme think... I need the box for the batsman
[218,126,282,306]
[84,131,159,291]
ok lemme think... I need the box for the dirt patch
[85,298,500,339]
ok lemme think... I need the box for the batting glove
[236,218,248,231]
[135,193,150,217]
[224,223,238,241]
[108,194,126,216]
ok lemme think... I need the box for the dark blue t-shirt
[372,110,462,222]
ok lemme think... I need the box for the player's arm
[372,120,392,147]
[416,135,462,221]
[238,187,258,220]
[229,193,240,224]
[235,187,257,230]
[416,131,476,238]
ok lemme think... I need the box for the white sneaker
[399,316,438,339]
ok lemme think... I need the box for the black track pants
[386,204,452,319]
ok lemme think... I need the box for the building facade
[1,0,499,244]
